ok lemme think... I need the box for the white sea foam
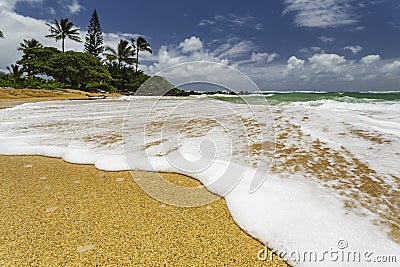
[0,97,399,266]
[285,100,400,185]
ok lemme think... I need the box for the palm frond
[45,18,81,51]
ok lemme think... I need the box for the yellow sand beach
[0,88,121,102]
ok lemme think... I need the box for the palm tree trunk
[136,51,139,73]
[62,38,65,52]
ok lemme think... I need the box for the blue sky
[1,0,400,91]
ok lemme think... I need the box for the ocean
[0,91,399,266]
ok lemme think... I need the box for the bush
[0,75,24,89]
[0,75,70,90]
[85,81,116,92]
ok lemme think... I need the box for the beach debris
[76,244,95,253]
[24,164,33,168]
[115,177,125,182]
[160,204,166,208]
[40,176,47,180]
[45,207,58,213]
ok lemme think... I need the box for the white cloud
[344,74,354,81]
[199,14,262,30]
[198,19,215,26]
[354,26,366,31]
[319,36,335,43]
[0,7,60,71]
[283,0,358,28]
[309,53,347,72]
[287,56,305,70]
[179,36,203,53]
[143,43,229,76]
[218,40,254,59]
[299,46,322,54]
[255,23,263,30]
[66,0,84,15]
[48,6,56,15]
[141,44,240,90]
[251,52,278,62]
[143,45,400,90]
[226,14,255,26]
[360,55,380,65]
[344,45,363,54]
[0,0,44,10]
[0,0,82,15]
[381,60,400,73]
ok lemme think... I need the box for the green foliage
[104,39,136,68]
[23,77,70,90]
[0,74,24,89]
[105,62,150,91]
[0,74,69,90]
[85,81,116,92]
[103,39,154,91]
[47,51,112,88]
[46,18,82,52]
[18,46,61,77]
[131,36,152,72]
[84,10,104,59]
[7,64,24,80]
[17,47,111,89]
[0,30,4,39]
[18,39,43,51]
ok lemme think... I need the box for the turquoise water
[211,91,400,105]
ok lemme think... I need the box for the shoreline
[0,91,289,266]
[0,88,121,103]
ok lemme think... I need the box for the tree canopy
[84,10,104,59]
[132,37,152,72]
[16,47,111,89]
[18,39,43,51]
[18,46,61,77]
[104,39,136,68]
[46,18,82,52]
[7,64,24,80]
[48,51,112,88]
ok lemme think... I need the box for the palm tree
[45,18,81,52]
[18,39,43,51]
[103,39,136,69]
[0,30,4,39]
[17,39,43,77]
[7,64,24,80]
[132,36,152,72]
